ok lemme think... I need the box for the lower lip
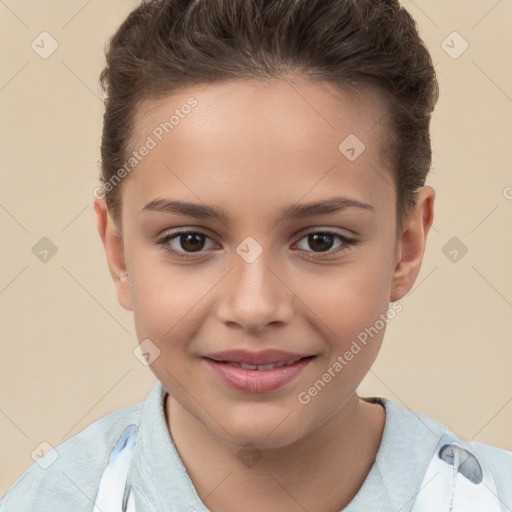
[203,357,315,393]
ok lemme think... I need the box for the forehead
[131,78,389,152]
[123,78,395,224]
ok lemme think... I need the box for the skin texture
[94,77,435,511]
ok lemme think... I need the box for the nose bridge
[216,241,294,331]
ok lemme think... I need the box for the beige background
[1,0,511,497]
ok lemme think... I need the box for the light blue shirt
[1,380,511,511]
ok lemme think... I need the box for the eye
[157,230,217,259]
[294,231,358,259]
[155,229,358,261]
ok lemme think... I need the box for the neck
[165,393,386,512]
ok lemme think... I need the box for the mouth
[206,356,315,370]
[203,355,316,393]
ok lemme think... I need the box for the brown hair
[99,0,439,237]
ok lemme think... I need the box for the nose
[215,249,295,333]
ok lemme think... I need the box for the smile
[203,356,315,393]
[222,358,303,370]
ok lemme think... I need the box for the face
[95,77,434,450]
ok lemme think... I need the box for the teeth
[225,359,302,370]
[257,363,284,370]
[240,363,258,370]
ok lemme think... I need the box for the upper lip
[204,349,314,366]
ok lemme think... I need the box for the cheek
[299,261,392,338]
[292,255,392,389]
[130,258,215,343]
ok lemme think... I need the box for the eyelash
[155,229,359,261]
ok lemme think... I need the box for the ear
[390,186,435,302]
[93,198,133,311]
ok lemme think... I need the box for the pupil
[181,233,204,252]
[309,233,333,252]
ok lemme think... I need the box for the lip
[203,355,315,394]
[204,348,314,366]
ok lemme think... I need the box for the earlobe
[390,186,435,302]
[93,198,133,311]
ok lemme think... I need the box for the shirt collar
[129,381,210,512]
[344,395,449,511]
[128,381,448,512]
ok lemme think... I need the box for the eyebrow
[142,196,374,223]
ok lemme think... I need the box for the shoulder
[372,396,512,504]
[472,440,512,502]
[0,400,143,512]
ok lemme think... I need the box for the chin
[209,414,308,451]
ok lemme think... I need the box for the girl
[1,0,510,511]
